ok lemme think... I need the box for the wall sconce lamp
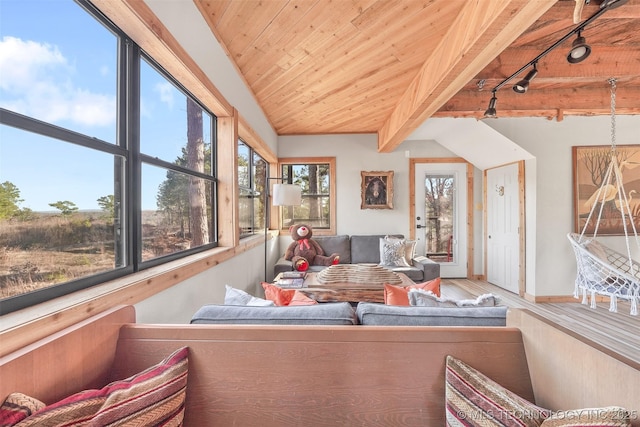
[513,63,538,93]
[567,30,591,63]
[484,91,498,118]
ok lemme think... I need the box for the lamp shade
[272,183,302,206]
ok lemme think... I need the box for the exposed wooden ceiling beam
[436,85,640,118]
[468,49,640,85]
[377,0,558,153]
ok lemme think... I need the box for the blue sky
[0,0,209,211]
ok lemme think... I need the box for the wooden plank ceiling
[194,0,640,152]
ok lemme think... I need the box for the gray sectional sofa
[274,234,440,282]
[190,303,507,326]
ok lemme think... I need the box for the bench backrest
[0,305,135,404]
[113,324,533,426]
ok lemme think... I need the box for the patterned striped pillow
[14,347,189,427]
[0,392,45,426]
[541,407,631,426]
[445,355,549,427]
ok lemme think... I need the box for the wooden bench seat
[2,305,638,426]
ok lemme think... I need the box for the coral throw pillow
[384,277,441,305]
[262,282,296,306]
[289,291,318,306]
[262,282,317,306]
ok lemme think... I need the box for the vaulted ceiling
[194,0,640,152]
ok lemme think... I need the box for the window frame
[278,157,336,236]
[238,139,267,238]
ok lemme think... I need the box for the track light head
[513,64,538,93]
[484,93,497,118]
[567,31,591,63]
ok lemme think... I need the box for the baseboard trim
[523,293,608,303]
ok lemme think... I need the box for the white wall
[135,243,268,323]
[277,135,461,235]
[486,115,640,297]
[277,134,485,275]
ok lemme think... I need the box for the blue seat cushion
[191,302,358,325]
[356,303,507,326]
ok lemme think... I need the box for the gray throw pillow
[408,289,499,307]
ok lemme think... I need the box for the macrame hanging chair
[567,78,640,316]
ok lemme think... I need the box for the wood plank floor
[441,279,640,367]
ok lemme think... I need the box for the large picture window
[0,0,217,314]
[279,158,335,234]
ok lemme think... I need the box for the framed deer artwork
[361,171,393,209]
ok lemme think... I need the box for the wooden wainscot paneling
[508,309,640,426]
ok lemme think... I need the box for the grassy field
[0,211,189,299]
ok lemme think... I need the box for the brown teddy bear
[284,224,340,271]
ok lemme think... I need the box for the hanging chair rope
[568,78,640,315]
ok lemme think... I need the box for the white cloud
[155,81,175,109]
[0,36,115,127]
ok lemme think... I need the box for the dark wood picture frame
[361,171,393,209]
[573,144,640,235]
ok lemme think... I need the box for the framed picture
[573,144,640,235]
[361,171,393,209]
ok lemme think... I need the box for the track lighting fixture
[480,0,626,118]
[567,30,591,63]
[513,63,538,93]
[484,92,497,118]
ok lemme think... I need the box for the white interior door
[486,163,520,293]
[414,163,467,278]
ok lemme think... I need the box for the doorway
[413,161,468,278]
[486,162,524,294]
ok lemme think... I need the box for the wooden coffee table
[295,271,414,303]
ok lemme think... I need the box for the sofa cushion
[14,347,189,426]
[384,278,441,305]
[350,234,402,264]
[445,355,549,427]
[191,302,358,325]
[387,266,424,282]
[315,235,351,264]
[356,303,507,326]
